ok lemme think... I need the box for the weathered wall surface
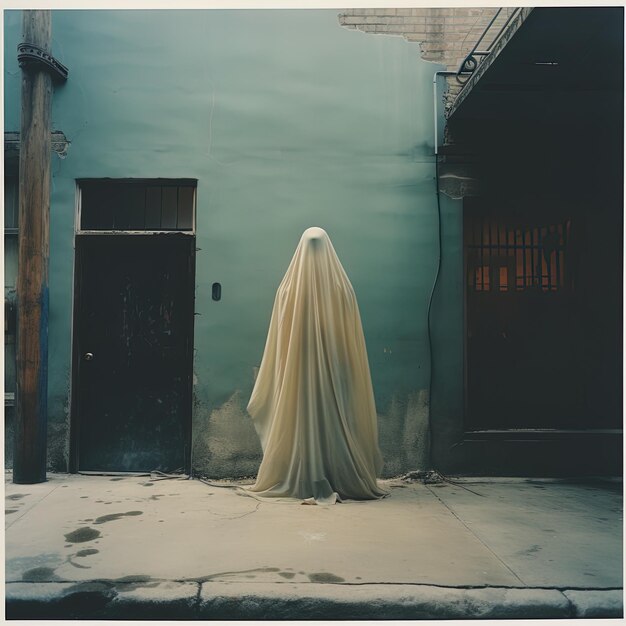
[338,7,517,111]
[4,9,463,478]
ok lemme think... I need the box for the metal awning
[448,6,624,123]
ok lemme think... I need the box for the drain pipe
[425,70,467,472]
[432,70,462,156]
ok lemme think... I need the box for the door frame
[69,180,197,474]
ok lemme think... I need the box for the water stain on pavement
[110,478,125,481]
[76,549,99,557]
[190,567,281,583]
[7,553,63,577]
[308,572,345,583]
[6,494,28,501]
[65,527,101,543]
[141,483,154,487]
[64,576,159,596]
[112,575,160,590]
[114,574,153,583]
[6,509,18,514]
[94,511,143,524]
[279,572,296,579]
[22,566,62,582]
[65,581,113,594]
[120,581,160,590]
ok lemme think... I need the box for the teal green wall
[4,10,464,477]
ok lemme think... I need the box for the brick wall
[338,7,517,112]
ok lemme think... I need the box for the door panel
[74,235,194,472]
[465,208,585,430]
[467,289,583,429]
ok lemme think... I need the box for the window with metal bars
[466,217,571,293]
[78,179,196,232]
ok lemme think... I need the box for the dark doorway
[72,234,195,472]
[464,200,585,430]
[464,189,622,437]
[436,6,622,475]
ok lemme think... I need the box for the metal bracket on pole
[17,42,68,82]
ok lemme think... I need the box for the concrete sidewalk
[4,472,623,619]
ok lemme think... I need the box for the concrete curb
[563,589,624,619]
[6,581,623,620]
[198,583,572,620]
[6,581,199,620]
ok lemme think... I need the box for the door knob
[84,352,94,361]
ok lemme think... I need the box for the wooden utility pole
[14,10,54,484]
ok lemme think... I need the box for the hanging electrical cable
[425,141,443,473]
[425,70,468,475]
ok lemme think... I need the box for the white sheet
[247,227,388,503]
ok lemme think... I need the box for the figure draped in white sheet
[247,227,388,504]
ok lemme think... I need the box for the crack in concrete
[424,484,527,587]
[5,481,65,530]
[204,500,262,521]
[227,501,262,520]
[4,578,622,591]
[560,589,577,618]
[193,581,202,608]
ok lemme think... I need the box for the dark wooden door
[73,235,194,472]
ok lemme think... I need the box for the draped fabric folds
[247,227,387,503]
